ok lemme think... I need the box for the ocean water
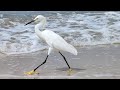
[0,11,120,54]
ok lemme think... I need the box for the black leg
[34,55,49,71]
[59,52,71,69]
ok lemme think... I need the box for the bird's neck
[35,19,46,32]
[35,25,43,38]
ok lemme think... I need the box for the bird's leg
[34,55,49,71]
[59,52,72,76]
[59,52,71,69]
[24,55,49,75]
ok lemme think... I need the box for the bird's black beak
[25,20,35,26]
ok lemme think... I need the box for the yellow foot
[24,70,39,75]
[67,69,73,76]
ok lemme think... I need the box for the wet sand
[0,45,120,79]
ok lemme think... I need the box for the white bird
[24,15,77,75]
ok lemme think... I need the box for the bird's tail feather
[67,44,78,55]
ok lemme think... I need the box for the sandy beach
[0,45,120,79]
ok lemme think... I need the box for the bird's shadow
[56,67,86,71]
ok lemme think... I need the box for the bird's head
[25,15,46,26]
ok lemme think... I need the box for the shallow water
[0,11,120,54]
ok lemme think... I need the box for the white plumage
[36,30,77,55]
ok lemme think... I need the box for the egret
[24,15,77,75]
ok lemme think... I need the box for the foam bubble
[0,11,120,54]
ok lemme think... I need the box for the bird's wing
[42,30,77,55]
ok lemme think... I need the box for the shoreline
[0,44,120,79]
